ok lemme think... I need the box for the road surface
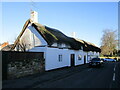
[34,62,120,88]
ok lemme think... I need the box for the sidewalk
[3,64,88,88]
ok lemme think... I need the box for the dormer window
[57,43,62,48]
[81,46,83,50]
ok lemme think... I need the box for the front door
[84,55,86,64]
[71,54,75,66]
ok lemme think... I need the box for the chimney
[71,32,76,38]
[30,11,38,23]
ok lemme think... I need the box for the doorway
[84,55,86,64]
[71,54,75,66]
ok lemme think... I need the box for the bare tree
[17,36,30,52]
[100,29,117,56]
[18,40,27,52]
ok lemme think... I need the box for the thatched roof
[12,19,101,52]
[82,40,101,52]
[32,23,84,50]
[75,38,101,52]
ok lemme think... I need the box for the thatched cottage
[11,11,101,71]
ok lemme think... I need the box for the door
[71,54,75,66]
[84,55,86,64]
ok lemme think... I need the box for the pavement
[2,63,88,88]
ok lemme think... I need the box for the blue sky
[1,2,118,47]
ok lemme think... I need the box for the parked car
[89,58,103,67]
[102,58,116,62]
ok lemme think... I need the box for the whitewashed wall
[15,24,47,51]
[29,47,86,71]
[45,48,88,71]
[45,48,71,71]
[29,47,100,71]
[17,28,32,50]
[28,25,47,46]
[72,50,85,66]
[29,47,71,71]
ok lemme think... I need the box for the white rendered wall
[19,28,33,50]
[29,47,87,71]
[28,25,47,46]
[45,48,86,71]
[16,24,47,51]
[29,47,100,71]
[45,48,71,71]
[29,47,71,71]
[71,50,84,66]
[29,47,47,52]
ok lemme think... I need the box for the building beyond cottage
[11,11,101,71]
[0,42,9,50]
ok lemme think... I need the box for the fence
[2,51,44,80]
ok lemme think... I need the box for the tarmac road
[34,62,120,88]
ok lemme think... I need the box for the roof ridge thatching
[45,26,85,50]
[33,23,58,40]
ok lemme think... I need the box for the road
[34,62,120,88]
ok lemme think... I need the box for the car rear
[89,58,103,67]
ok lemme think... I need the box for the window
[78,55,82,60]
[90,56,92,60]
[81,46,83,50]
[58,55,62,62]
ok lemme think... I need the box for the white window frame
[58,54,62,62]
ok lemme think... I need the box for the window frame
[58,54,62,62]
[78,55,82,60]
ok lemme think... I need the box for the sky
[1,2,118,47]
